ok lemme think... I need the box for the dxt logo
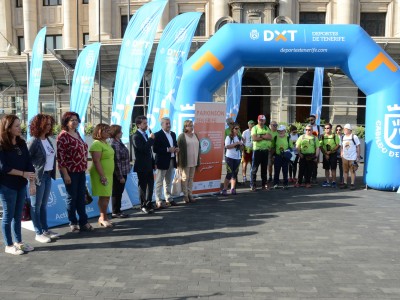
[264,30,297,42]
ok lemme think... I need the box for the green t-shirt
[251,125,272,150]
[319,133,340,153]
[272,135,290,154]
[296,134,320,155]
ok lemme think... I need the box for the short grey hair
[161,117,170,125]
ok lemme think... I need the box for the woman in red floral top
[57,112,93,232]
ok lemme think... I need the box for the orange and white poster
[193,102,226,194]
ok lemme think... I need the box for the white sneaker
[5,245,24,255]
[43,230,60,239]
[35,234,51,243]
[14,242,34,252]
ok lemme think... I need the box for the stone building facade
[0,0,399,126]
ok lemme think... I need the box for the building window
[299,12,325,24]
[82,0,89,4]
[17,36,25,54]
[360,13,386,37]
[43,0,62,6]
[45,35,62,53]
[194,14,206,36]
[16,0,23,7]
[121,15,133,37]
[83,33,89,46]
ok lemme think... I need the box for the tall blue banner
[147,12,202,133]
[226,67,244,122]
[111,0,168,143]
[69,43,101,137]
[310,67,324,125]
[27,27,46,140]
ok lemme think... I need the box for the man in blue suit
[132,115,155,214]
[153,117,179,208]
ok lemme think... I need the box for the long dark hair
[229,122,239,140]
[0,114,25,150]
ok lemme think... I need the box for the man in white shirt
[340,124,361,190]
[241,120,254,183]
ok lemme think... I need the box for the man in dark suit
[132,115,155,214]
[153,117,179,208]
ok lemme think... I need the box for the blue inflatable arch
[174,24,400,191]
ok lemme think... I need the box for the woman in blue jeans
[0,115,36,255]
[28,114,59,243]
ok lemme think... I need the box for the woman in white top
[177,120,200,203]
[28,114,59,244]
[221,123,243,195]
[288,125,299,182]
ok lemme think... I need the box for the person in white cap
[340,124,361,190]
[270,125,291,189]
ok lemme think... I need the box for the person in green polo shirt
[250,115,272,191]
[320,123,340,188]
[295,124,320,188]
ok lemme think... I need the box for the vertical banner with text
[27,27,46,140]
[310,67,324,126]
[193,102,226,194]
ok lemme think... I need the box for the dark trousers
[337,157,343,183]
[136,171,154,209]
[251,150,269,187]
[63,172,88,226]
[273,156,289,186]
[289,154,299,178]
[112,174,127,214]
[298,158,314,184]
[311,159,318,180]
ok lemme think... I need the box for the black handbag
[85,186,93,205]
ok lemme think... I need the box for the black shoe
[268,177,273,182]
[141,207,149,214]
[250,185,256,192]
[350,184,356,190]
[340,184,348,189]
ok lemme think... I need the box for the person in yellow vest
[271,125,292,189]
[250,115,272,191]
[319,123,340,188]
[295,124,320,188]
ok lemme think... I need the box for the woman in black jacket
[0,115,35,255]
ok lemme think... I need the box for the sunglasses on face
[271,124,278,127]
[305,129,312,131]
[234,127,240,130]
[325,127,331,129]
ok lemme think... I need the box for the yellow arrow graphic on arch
[192,51,224,71]
[366,52,398,72]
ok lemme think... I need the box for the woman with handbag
[0,114,36,255]
[177,120,200,204]
[110,125,129,218]
[57,112,93,233]
[89,124,115,227]
[28,113,59,243]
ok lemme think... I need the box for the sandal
[98,220,113,228]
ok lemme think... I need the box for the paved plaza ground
[1,164,400,299]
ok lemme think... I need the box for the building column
[91,0,112,40]
[278,0,295,21]
[263,3,276,24]
[212,1,229,34]
[335,0,357,24]
[231,3,243,23]
[394,0,400,37]
[63,0,77,49]
[22,0,38,52]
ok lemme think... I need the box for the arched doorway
[238,69,271,126]
[296,70,330,123]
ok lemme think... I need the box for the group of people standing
[0,113,200,255]
[221,114,362,194]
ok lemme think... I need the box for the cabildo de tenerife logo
[376,104,400,157]
[250,29,298,42]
